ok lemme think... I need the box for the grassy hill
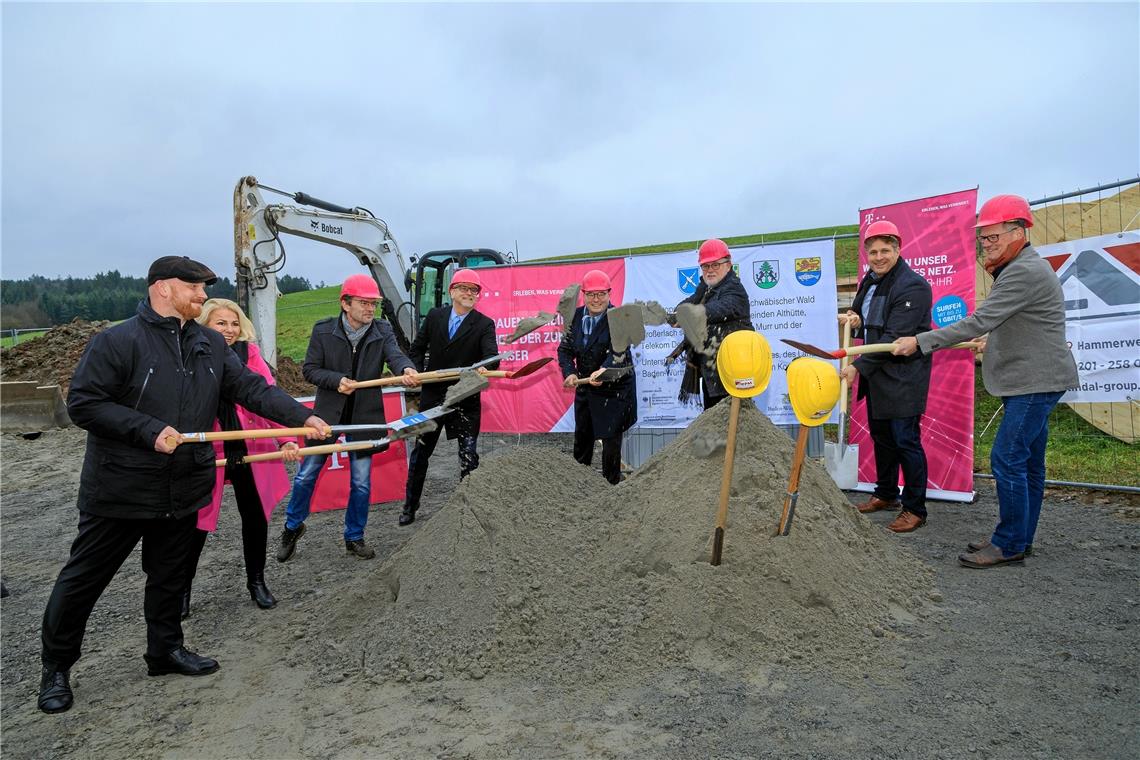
[276,287,343,360]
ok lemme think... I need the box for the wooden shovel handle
[711,397,741,565]
[216,439,381,467]
[777,425,810,537]
[839,320,852,416]
[843,340,980,357]
[177,428,308,445]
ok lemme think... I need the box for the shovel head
[824,441,859,489]
[781,338,840,360]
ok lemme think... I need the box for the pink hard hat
[581,269,611,291]
[863,220,902,247]
[697,239,731,265]
[449,268,482,291]
[340,273,381,300]
[975,194,1034,229]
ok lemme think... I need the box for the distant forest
[0,271,314,329]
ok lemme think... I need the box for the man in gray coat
[894,194,1078,568]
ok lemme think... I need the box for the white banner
[624,239,839,427]
[1039,232,1140,403]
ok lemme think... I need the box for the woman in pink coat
[182,298,301,617]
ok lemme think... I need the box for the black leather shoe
[247,576,277,609]
[180,590,191,621]
[276,523,305,563]
[345,538,376,559]
[38,667,73,714]
[398,508,416,526]
[145,647,220,677]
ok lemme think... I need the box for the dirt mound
[322,401,932,685]
[0,319,112,393]
[274,355,315,397]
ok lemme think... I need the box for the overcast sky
[3,2,1138,287]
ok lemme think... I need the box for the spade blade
[780,338,840,360]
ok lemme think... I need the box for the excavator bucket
[0,382,72,433]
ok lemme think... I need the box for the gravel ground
[1,425,1137,759]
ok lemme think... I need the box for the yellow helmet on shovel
[787,357,840,427]
[716,330,773,398]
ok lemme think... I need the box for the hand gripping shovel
[347,353,507,390]
[781,338,980,360]
[571,366,632,386]
[177,405,453,448]
[215,407,451,467]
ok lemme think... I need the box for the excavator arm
[233,176,414,367]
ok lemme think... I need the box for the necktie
[448,314,462,339]
[582,315,595,344]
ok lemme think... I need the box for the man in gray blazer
[894,194,1077,568]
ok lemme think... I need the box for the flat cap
[147,256,218,286]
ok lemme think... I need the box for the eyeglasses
[451,285,480,295]
[977,228,1019,245]
[700,260,730,272]
[352,298,380,309]
[583,290,610,298]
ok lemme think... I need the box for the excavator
[233,176,509,367]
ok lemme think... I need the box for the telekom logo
[326,435,349,470]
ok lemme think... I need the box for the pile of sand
[0,319,112,393]
[320,401,932,684]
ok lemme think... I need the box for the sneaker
[276,523,305,563]
[345,538,376,560]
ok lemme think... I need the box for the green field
[1,330,47,348]
[275,288,343,360]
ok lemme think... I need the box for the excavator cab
[408,249,508,331]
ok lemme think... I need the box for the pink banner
[851,188,977,499]
[300,394,410,511]
[477,260,626,433]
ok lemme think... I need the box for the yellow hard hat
[786,357,840,427]
[716,330,772,398]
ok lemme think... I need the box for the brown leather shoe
[967,539,1034,556]
[856,496,901,514]
[958,543,1025,569]
[887,511,926,533]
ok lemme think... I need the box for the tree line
[0,271,314,329]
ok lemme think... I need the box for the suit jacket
[409,306,499,438]
[850,258,933,419]
[557,305,637,439]
[675,269,754,400]
[303,315,415,443]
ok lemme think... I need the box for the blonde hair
[197,298,257,341]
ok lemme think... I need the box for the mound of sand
[320,401,932,685]
[0,319,112,393]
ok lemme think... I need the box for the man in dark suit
[399,269,499,525]
[843,220,933,533]
[557,269,637,485]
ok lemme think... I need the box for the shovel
[710,396,742,565]
[178,405,453,447]
[215,409,447,467]
[823,319,858,489]
[570,366,632,386]
[347,353,506,390]
[776,423,810,537]
[781,338,980,360]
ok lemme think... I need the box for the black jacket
[409,306,499,438]
[850,258,933,419]
[303,315,415,441]
[557,306,637,439]
[676,269,754,400]
[67,299,312,520]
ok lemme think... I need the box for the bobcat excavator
[233,175,509,367]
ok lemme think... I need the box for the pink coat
[197,342,297,532]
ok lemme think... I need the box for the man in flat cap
[37,255,331,715]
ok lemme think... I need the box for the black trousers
[866,394,928,518]
[184,464,269,590]
[404,425,479,513]
[41,510,198,669]
[572,404,623,485]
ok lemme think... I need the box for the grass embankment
[1,330,47,348]
[536,224,862,279]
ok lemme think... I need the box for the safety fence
[0,327,51,347]
[974,177,1140,491]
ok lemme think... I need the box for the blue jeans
[990,391,1064,555]
[283,451,373,541]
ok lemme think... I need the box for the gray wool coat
[917,244,1078,397]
